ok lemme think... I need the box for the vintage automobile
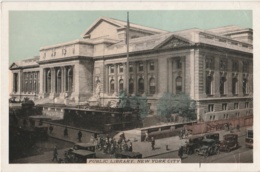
[219,133,239,152]
[70,143,96,152]
[204,133,220,144]
[115,151,142,159]
[61,150,96,163]
[196,139,220,157]
[183,135,204,155]
[245,127,253,148]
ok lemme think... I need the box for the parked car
[219,133,239,152]
[205,133,220,144]
[245,127,253,148]
[183,135,204,155]
[69,143,96,152]
[115,151,142,159]
[196,139,220,157]
[61,150,96,163]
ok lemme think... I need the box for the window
[235,112,240,117]
[232,78,238,95]
[119,79,124,92]
[46,70,51,93]
[222,103,227,110]
[176,59,182,69]
[245,102,249,108]
[13,73,18,92]
[206,58,214,70]
[110,66,114,74]
[224,114,229,119]
[220,77,226,95]
[129,64,133,72]
[234,103,239,109]
[129,79,134,94]
[66,68,73,92]
[56,69,61,93]
[110,79,115,94]
[119,65,123,73]
[210,115,215,121]
[150,61,155,71]
[206,75,213,95]
[208,104,214,112]
[232,61,239,72]
[243,61,249,73]
[138,78,144,94]
[243,79,248,95]
[213,115,215,120]
[176,77,182,94]
[220,59,227,71]
[139,62,144,72]
[149,78,156,95]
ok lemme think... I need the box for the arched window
[56,69,61,93]
[220,77,226,95]
[232,78,238,95]
[206,75,212,95]
[68,68,73,92]
[110,79,115,94]
[46,70,51,93]
[243,79,248,95]
[176,77,182,94]
[138,78,144,94]
[149,78,156,95]
[119,79,124,92]
[129,79,134,94]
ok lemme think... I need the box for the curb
[144,149,178,158]
[48,135,75,144]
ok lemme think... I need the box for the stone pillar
[167,58,172,93]
[104,65,109,94]
[51,68,56,93]
[19,70,23,99]
[134,62,137,95]
[115,64,118,94]
[61,66,65,93]
[144,61,148,95]
[39,68,44,98]
[215,57,220,97]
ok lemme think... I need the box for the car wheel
[226,147,230,152]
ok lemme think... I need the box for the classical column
[105,65,109,94]
[144,61,148,95]
[115,64,118,94]
[61,66,65,93]
[134,62,137,95]
[51,68,56,93]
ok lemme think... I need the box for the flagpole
[126,12,130,95]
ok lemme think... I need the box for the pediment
[156,36,192,49]
[9,63,19,69]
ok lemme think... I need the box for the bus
[245,127,253,148]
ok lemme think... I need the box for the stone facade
[9,17,253,122]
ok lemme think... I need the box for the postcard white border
[1,2,260,172]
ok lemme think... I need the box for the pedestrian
[49,125,53,134]
[236,124,240,131]
[78,130,82,142]
[52,146,58,162]
[179,129,183,139]
[178,146,184,159]
[128,142,133,152]
[145,131,149,142]
[151,137,155,150]
[64,126,68,137]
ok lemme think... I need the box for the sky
[9,10,252,64]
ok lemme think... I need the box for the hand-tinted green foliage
[118,90,149,118]
[157,92,197,121]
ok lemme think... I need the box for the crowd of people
[90,132,133,155]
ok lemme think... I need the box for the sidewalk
[11,126,248,163]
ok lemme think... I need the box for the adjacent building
[9,17,253,121]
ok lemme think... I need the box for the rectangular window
[119,65,123,73]
[139,62,143,72]
[110,66,114,74]
[245,102,249,108]
[222,103,227,110]
[234,103,239,109]
[129,64,133,72]
[176,59,182,69]
[243,61,249,73]
[206,58,214,70]
[208,104,214,112]
[219,59,227,71]
[232,61,239,72]
[150,61,155,71]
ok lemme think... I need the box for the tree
[157,92,197,121]
[118,90,149,118]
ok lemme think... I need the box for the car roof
[188,134,204,139]
[202,139,215,142]
[72,150,95,156]
[224,133,238,137]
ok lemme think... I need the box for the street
[148,134,253,163]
